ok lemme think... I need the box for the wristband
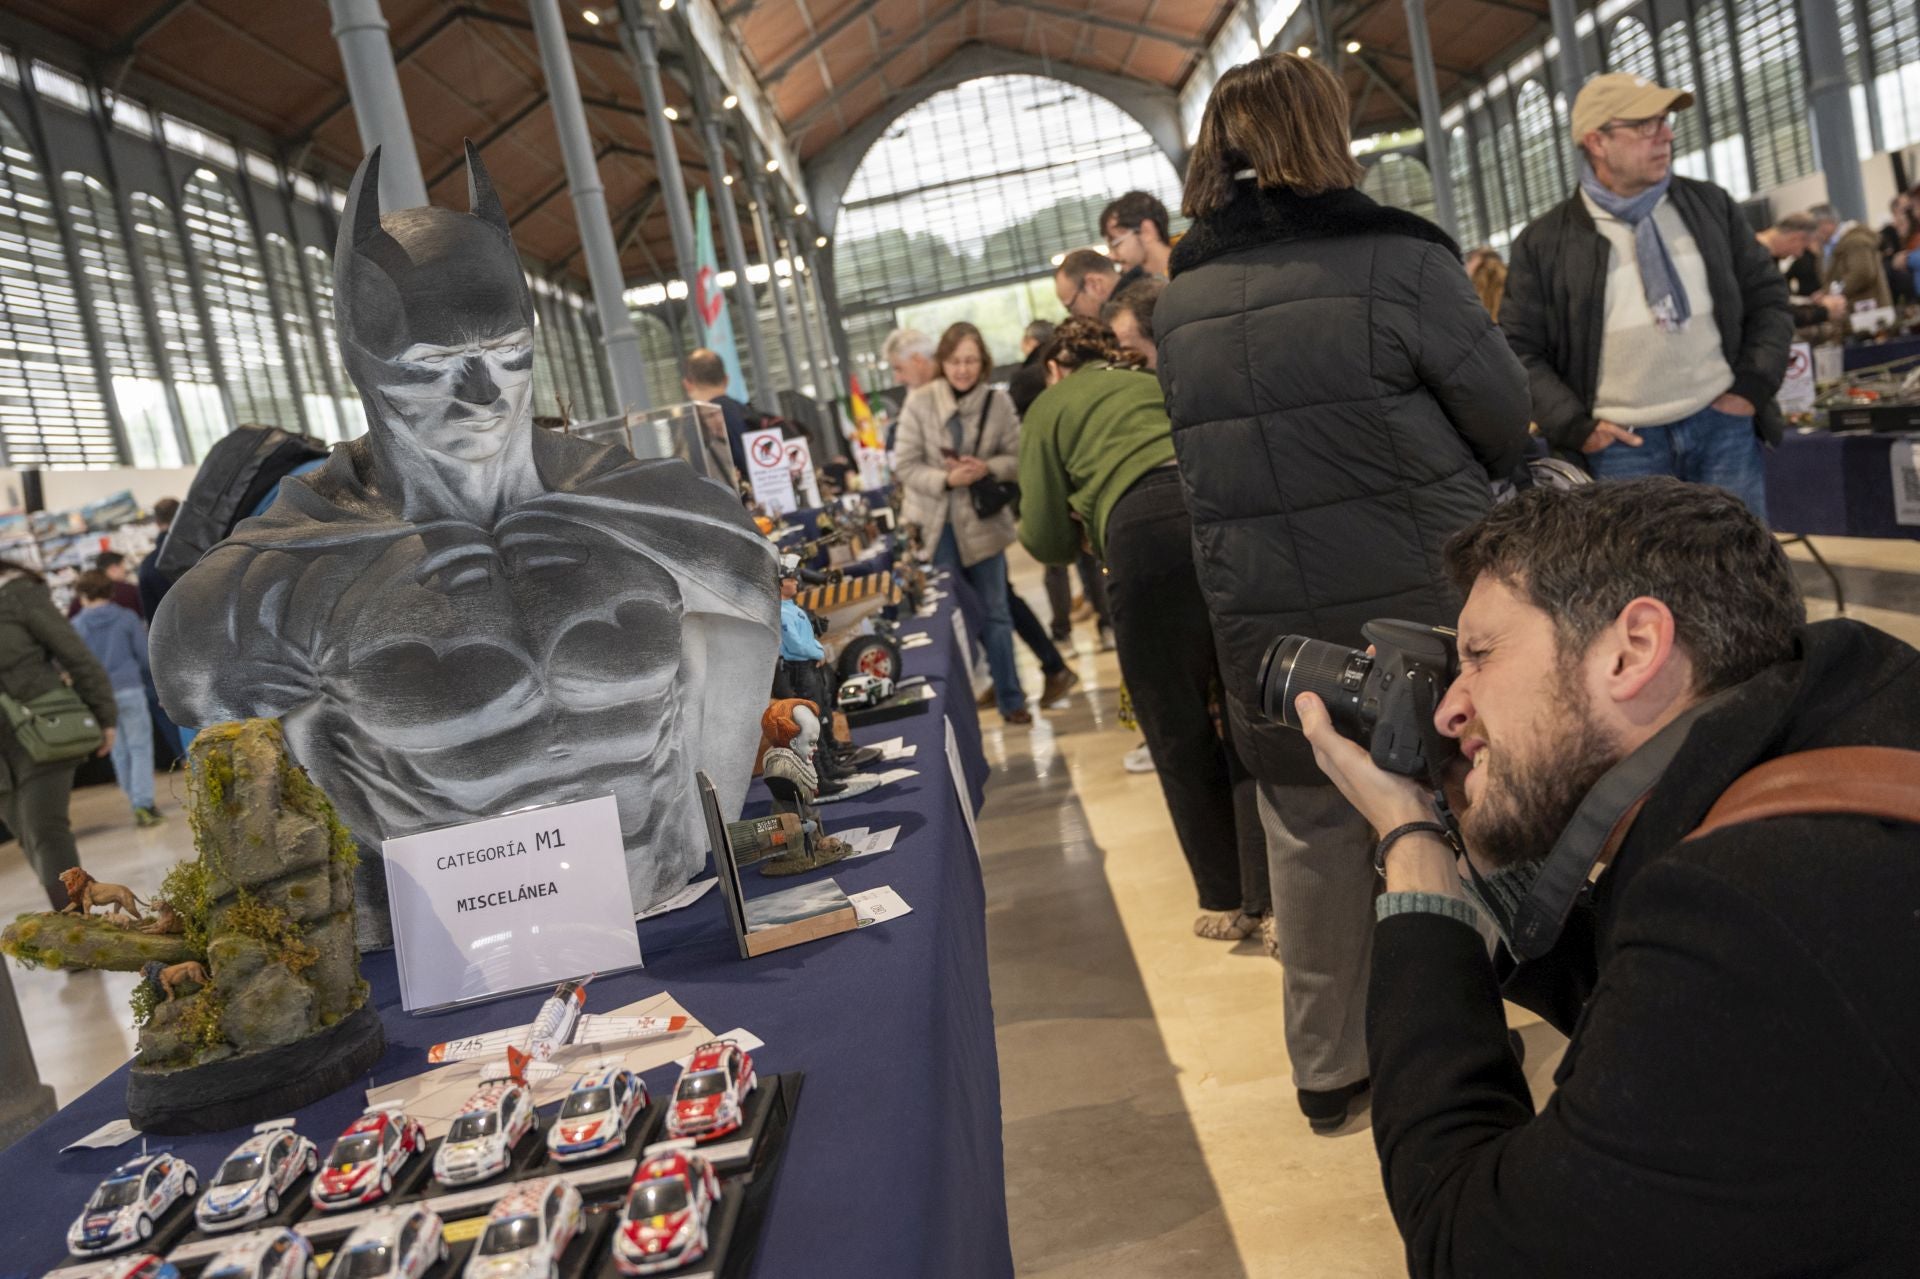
[1372,821,1453,878]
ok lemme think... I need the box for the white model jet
[425,977,688,1081]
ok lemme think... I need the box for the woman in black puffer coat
[1155,52,1531,1132]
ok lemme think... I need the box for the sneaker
[133,807,163,828]
[1298,1079,1370,1134]
[1040,667,1080,707]
[1002,708,1033,725]
[1122,742,1156,773]
[976,687,997,709]
[1097,624,1116,652]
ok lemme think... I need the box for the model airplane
[424,977,688,1080]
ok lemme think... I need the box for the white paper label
[743,427,798,514]
[1779,341,1816,414]
[1893,438,1920,526]
[1814,342,1844,383]
[382,794,642,1011]
[849,885,913,927]
[636,876,717,920]
[783,436,823,507]
[60,1118,140,1151]
[944,715,981,861]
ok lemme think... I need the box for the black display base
[66,1192,198,1267]
[593,1073,802,1279]
[128,1003,386,1135]
[845,679,935,727]
[442,1203,616,1278]
[177,1166,317,1249]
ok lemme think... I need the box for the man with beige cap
[1502,73,1790,519]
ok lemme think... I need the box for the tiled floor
[4,534,1917,1275]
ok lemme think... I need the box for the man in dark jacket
[682,347,758,477]
[136,497,178,621]
[1502,73,1792,518]
[1294,477,1920,1277]
[1157,49,1530,1131]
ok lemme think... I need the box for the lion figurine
[138,899,184,936]
[59,868,147,919]
[140,959,208,1001]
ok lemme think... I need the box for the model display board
[5,719,382,1134]
[150,144,779,948]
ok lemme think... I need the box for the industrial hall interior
[2,0,1920,1275]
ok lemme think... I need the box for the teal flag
[691,188,749,402]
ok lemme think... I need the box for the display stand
[845,676,935,727]
[175,1166,319,1249]
[441,1203,617,1277]
[63,1193,197,1268]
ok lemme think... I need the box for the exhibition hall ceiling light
[722,94,739,109]
[1345,40,1362,53]
[1296,45,1312,57]
[793,202,806,215]
[659,0,676,8]
[663,106,679,120]
[581,8,601,24]
[765,159,779,172]
[723,173,735,185]
[815,235,828,248]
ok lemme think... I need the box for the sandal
[1193,909,1259,941]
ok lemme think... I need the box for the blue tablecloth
[1766,430,1920,541]
[0,586,1007,1279]
[1842,333,1920,372]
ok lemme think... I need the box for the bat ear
[341,147,385,251]
[465,140,511,238]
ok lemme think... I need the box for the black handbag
[962,391,1020,518]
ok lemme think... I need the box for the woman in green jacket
[0,561,118,909]
[1017,319,1270,942]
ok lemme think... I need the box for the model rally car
[433,1079,534,1186]
[321,1204,446,1279]
[836,673,894,711]
[547,1065,649,1163]
[462,1177,583,1279]
[310,1104,426,1211]
[68,1256,180,1279]
[611,1150,722,1276]
[199,1229,316,1279]
[195,1120,319,1232]
[665,1040,756,1142]
[68,1153,198,1256]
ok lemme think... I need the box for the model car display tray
[844,676,936,726]
[174,1166,319,1249]
[439,1202,617,1277]
[591,1072,802,1279]
[63,1193,197,1268]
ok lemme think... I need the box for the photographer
[1292,478,1920,1276]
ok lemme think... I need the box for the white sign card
[382,794,642,1012]
[944,715,982,861]
[783,436,824,507]
[1779,341,1816,414]
[742,427,797,514]
[1813,342,1844,383]
[1892,437,1920,526]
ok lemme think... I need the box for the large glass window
[300,244,360,439]
[1696,3,1751,198]
[0,112,118,467]
[1515,82,1562,220]
[1448,128,1484,250]
[266,233,347,442]
[1659,22,1712,181]
[131,191,228,457]
[832,76,1183,316]
[181,169,301,431]
[1361,153,1436,224]
[1607,17,1657,79]
[65,173,178,467]
[1736,0,1813,191]
[1862,0,1920,151]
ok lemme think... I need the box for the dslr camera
[1258,619,1458,778]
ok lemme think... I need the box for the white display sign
[944,715,981,861]
[1779,341,1816,414]
[855,443,889,490]
[1892,437,1920,526]
[783,436,823,508]
[742,427,797,515]
[1813,342,1844,384]
[382,795,642,1012]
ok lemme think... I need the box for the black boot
[1297,1078,1370,1134]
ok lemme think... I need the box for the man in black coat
[1502,74,1791,518]
[682,347,757,477]
[1293,477,1920,1277]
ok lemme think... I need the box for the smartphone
[939,446,958,460]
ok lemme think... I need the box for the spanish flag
[848,375,882,450]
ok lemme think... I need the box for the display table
[1842,333,1920,372]
[1766,431,1920,542]
[0,576,1008,1279]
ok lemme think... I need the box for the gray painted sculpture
[151,144,779,948]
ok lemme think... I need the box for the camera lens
[1259,635,1374,737]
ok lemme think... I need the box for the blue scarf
[1579,161,1690,332]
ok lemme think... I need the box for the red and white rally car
[68,1255,180,1279]
[547,1065,649,1163]
[665,1041,756,1143]
[67,1153,198,1256]
[310,1104,427,1211]
[433,1079,534,1187]
[610,1150,721,1276]
[321,1204,445,1279]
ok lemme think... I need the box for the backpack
[156,425,329,582]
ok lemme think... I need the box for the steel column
[528,0,654,418]
[748,175,803,394]
[227,142,316,436]
[271,155,353,439]
[689,50,776,411]
[1549,0,1586,98]
[326,0,429,210]
[1402,0,1457,238]
[617,1,703,343]
[785,219,827,399]
[1801,0,1867,222]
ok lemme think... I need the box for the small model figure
[433,1075,535,1186]
[197,1229,313,1279]
[424,975,688,1078]
[836,673,895,711]
[67,1153,198,1256]
[59,868,148,920]
[323,1204,447,1277]
[138,959,207,1002]
[757,699,851,876]
[665,1039,757,1143]
[462,1177,583,1278]
[548,1065,650,1163]
[311,1104,426,1211]
[194,1120,319,1232]
[612,1150,722,1276]
[137,900,182,936]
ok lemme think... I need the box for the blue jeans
[1585,404,1768,522]
[934,526,1026,715]
[110,686,155,812]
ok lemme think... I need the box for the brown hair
[684,348,728,388]
[1054,248,1115,288]
[761,697,819,748]
[934,322,992,380]
[1100,279,1163,337]
[1038,317,1141,372]
[1098,191,1171,243]
[75,569,115,602]
[1182,53,1366,218]
[1470,254,1507,323]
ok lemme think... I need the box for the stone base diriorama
[1,719,382,1132]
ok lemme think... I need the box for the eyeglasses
[1105,226,1138,253]
[1600,113,1672,139]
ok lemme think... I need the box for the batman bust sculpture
[151,145,779,948]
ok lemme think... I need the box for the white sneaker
[1122,742,1156,773]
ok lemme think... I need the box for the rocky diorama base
[2,719,383,1133]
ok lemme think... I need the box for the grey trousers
[1256,780,1376,1092]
